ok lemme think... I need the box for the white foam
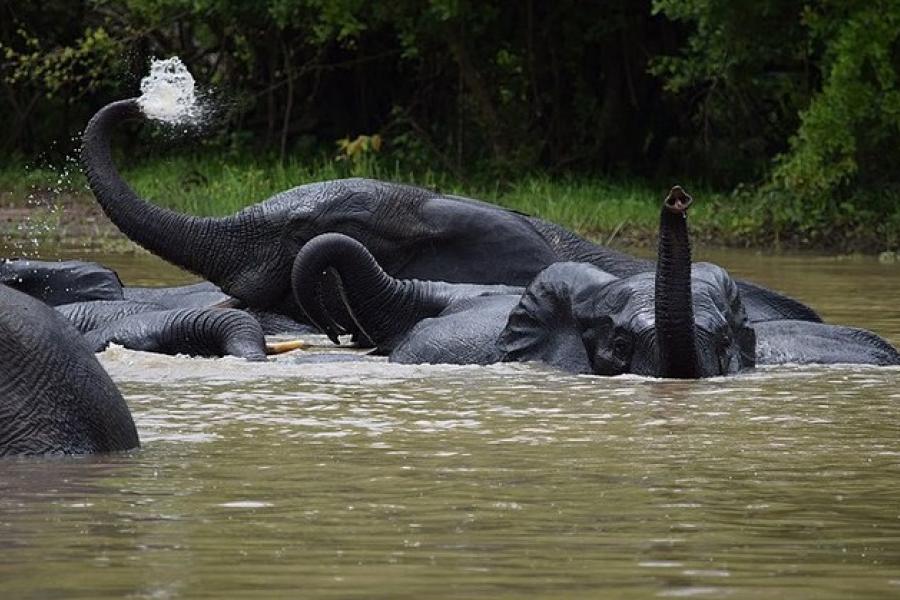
[138,57,199,124]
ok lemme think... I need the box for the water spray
[138,57,202,124]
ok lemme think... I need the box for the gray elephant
[81,99,820,333]
[76,307,302,360]
[57,299,168,333]
[0,266,298,359]
[57,281,313,337]
[52,288,306,359]
[752,321,900,366]
[290,189,900,377]
[0,283,139,456]
[1,258,122,305]
[122,282,314,335]
[5,258,313,337]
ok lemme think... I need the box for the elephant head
[499,187,756,378]
[0,283,139,456]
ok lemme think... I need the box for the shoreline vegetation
[1,154,898,256]
[4,3,899,259]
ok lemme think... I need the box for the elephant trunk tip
[664,186,693,214]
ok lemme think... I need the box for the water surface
[1,248,898,598]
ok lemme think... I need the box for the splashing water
[138,57,200,124]
[5,157,77,257]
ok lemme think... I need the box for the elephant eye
[613,335,633,358]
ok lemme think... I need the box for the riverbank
[2,156,897,254]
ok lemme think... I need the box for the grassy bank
[1,154,898,252]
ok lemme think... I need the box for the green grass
[1,153,897,252]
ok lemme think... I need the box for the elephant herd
[1,97,898,457]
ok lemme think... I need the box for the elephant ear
[497,263,617,374]
[693,262,756,368]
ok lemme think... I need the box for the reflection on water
[1,247,899,598]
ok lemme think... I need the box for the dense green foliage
[1,0,898,249]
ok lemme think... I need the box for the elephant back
[0,284,139,456]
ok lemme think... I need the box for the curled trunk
[291,233,459,350]
[654,186,700,378]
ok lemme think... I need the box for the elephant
[28,270,313,336]
[81,98,821,334]
[123,281,229,308]
[290,188,900,377]
[57,299,168,333]
[0,283,139,456]
[0,260,227,311]
[3,256,313,335]
[123,282,314,335]
[47,276,308,359]
[82,307,303,360]
[0,258,312,340]
[1,258,123,305]
[753,321,900,366]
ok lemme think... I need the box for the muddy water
[1,248,899,599]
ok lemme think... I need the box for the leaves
[336,134,382,160]
[0,0,897,249]
[1,26,121,100]
[776,3,900,195]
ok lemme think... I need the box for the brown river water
[1,247,899,598]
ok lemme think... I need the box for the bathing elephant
[82,307,302,360]
[124,281,229,308]
[123,282,314,335]
[81,99,820,330]
[2,258,312,336]
[57,299,168,333]
[291,189,900,377]
[0,283,139,456]
[57,282,313,338]
[752,321,900,366]
[1,258,122,305]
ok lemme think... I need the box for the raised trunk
[654,186,700,378]
[80,99,242,284]
[291,233,456,350]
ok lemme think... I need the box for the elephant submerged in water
[0,283,139,456]
[56,297,304,360]
[1,258,308,358]
[122,282,315,335]
[81,98,820,331]
[291,188,900,377]
[1,258,123,305]
[81,307,302,360]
